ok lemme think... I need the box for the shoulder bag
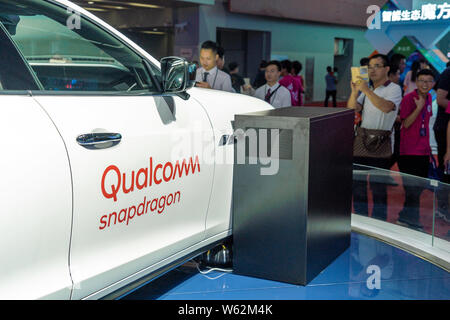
[353,87,394,159]
[353,126,392,159]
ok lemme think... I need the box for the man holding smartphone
[347,54,402,221]
[195,41,233,93]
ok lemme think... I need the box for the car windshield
[0,0,160,92]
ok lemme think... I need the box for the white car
[0,0,272,299]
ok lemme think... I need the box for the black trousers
[324,90,337,108]
[397,155,429,227]
[434,128,450,183]
[353,156,391,221]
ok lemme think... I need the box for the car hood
[188,87,274,133]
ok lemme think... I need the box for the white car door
[0,23,72,299]
[3,0,215,299]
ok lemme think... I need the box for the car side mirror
[160,56,196,94]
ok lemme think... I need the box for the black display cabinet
[232,107,354,285]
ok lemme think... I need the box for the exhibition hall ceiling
[73,0,204,12]
[75,0,390,28]
[229,0,388,27]
[73,0,388,28]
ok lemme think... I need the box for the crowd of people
[348,53,450,232]
[192,40,449,232]
[193,40,304,108]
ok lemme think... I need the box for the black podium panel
[232,107,354,285]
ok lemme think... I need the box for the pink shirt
[399,90,433,156]
[295,75,304,106]
[447,101,450,114]
[279,75,302,106]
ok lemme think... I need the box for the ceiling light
[97,5,127,9]
[80,1,164,10]
[85,7,107,12]
[140,30,166,35]
[127,2,164,9]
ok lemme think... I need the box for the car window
[0,0,159,93]
[0,22,40,91]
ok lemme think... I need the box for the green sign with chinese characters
[382,2,450,22]
[392,36,418,57]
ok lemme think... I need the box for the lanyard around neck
[265,84,281,102]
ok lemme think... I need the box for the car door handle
[76,132,122,149]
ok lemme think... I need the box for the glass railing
[435,179,450,242]
[352,164,450,245]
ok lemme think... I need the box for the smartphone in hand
[351,66,369,83]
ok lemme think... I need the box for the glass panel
[0,23,39,91]
[435,180,450,241]
[352,164,435,236]
[0,0,158,93]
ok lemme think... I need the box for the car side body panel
[0,95,73,299]
[33,95,215,300]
